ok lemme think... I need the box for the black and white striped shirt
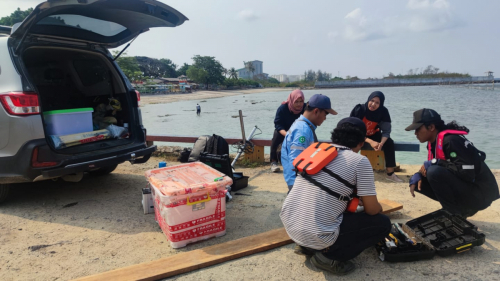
[279,145,376,250]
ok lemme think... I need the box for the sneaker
[271,162,280,172]
[294,244,315,256]
[386,173,403,183]
[310,253,355,275]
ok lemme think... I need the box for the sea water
[142,85,500,168]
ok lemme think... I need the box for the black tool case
[376,210,485,262]
[199,152,249,191]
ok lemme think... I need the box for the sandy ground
[0,155,499,281]
[140,88,293,105]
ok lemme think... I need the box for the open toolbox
[376,210,485,262]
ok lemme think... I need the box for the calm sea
[142,85,500,168]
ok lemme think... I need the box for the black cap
[337,117,367,136]
[405,108,441,131]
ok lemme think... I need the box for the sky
[2,0,499,78]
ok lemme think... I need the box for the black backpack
[178,148,192,163]
[205,134,229,156]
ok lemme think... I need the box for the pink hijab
[282,89,304,114]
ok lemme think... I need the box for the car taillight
[31,147,58,168]
[0,92,40,116]
[135,90,141,107]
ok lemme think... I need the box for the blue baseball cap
[308,94,338,115]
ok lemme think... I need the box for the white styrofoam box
[151,183,226,248]
[145,162,232,248]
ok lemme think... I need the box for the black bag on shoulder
[205,134,229,156]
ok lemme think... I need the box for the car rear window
[37,14,127,37]
[73,60,110,87]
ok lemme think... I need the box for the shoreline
[140,87,294,105]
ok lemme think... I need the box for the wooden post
[244,145,264,163]
[360,150,385,171]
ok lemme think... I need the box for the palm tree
[245,61,255,78]
[229,67,238,79]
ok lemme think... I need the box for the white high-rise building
[270,74,288,83]
[237,60,263,79]
[270,74,305,83]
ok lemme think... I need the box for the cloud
[407,0,450,10]
[329,0,459,43]
[407,0,459,32]
[237,9,260,21]
[342,8,386,41]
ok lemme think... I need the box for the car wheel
[0,184,10,203]
[88,164,118,176]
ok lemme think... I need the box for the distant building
[270,74,305,83]
[271,74,288,83]
[288,75,305,82]
[237,60,263,79]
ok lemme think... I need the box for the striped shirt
[279,145,376,250]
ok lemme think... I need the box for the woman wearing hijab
[350,91,403,182]
[270,89,305,172]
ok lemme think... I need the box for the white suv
[0,0,188,202]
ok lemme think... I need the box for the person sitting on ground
[280,117,391,275]
[350,91,403,182]
[270,89,306,173]
[406,108,499,217]
[281,94,337,191]
[196,104,201,116]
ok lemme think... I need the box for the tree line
[385,65,471,79]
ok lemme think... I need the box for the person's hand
[409,172,421,186]
[410,180,422,197]
[374,143,384,151]
[419,164,427,177]
[370,141,379,150]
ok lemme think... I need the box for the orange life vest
[293,142,338,175]
[293,142,359,212]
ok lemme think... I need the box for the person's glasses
[323,109,329,116]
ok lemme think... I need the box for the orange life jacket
[293,142,359,212]
[293,142,338,175]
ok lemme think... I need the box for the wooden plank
[75,200,403,281]
[145,135,419,152]
[145,135,272,147]
[379,199,403,214]
[74,228,293,281]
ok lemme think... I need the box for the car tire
[0,184,10,203]
[88,164,118,176]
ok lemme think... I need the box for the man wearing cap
[280,117,391,275]
[281,94,337,190]
[405,109,499,217]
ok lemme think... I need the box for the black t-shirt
[274,103,306,132]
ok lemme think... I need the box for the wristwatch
[431,158,438,165]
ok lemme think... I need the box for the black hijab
[351,91,391,123]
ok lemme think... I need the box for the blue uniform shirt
[281,115,316,186]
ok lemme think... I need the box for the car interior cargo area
[22,47,135,153]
